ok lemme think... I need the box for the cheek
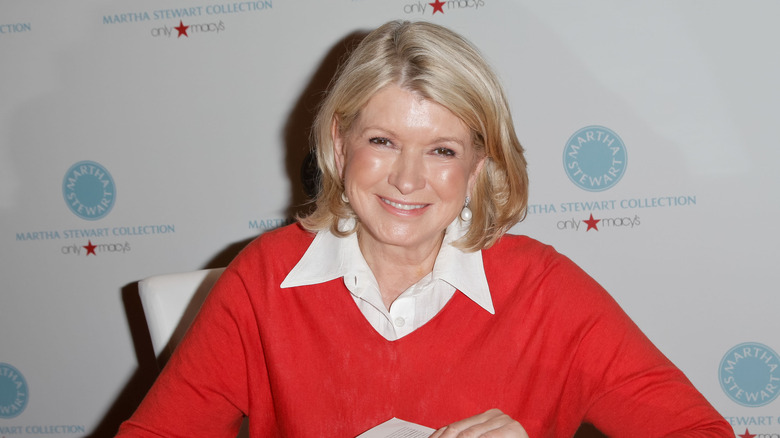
[343,148,387,186]
[430,163,473,193]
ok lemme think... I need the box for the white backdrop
[1,1,779,436]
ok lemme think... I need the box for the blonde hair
[299,20,528,251]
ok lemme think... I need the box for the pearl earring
[460,196,472,221]
[341,192,349,203]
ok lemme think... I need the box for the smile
[381,198,427,211]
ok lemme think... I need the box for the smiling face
[334,85,484,256]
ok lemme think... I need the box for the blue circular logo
[719,342,780,407]
[563,126,627,192]
[63,161,116,220]
[0,363,29,419]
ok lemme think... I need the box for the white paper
[356,417,436,438]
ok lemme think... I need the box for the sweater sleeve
[116,267,259,437]
[547,255,732,437]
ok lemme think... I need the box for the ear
[332,116,346,179]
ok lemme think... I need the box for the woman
[118,21,731,437]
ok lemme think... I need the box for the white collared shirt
[281,219,493,340]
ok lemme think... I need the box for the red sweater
[118,224,731,437]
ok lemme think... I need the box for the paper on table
[356,417,436,438]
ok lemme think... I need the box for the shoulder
[227,223,316,277]
[483,233,563,275]
[483,233,607,307]
[252,222,315,250]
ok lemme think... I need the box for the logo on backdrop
[0,363,28,419]
[526,124,697,234]
[563,125,627,192]
[15,160,175,255]
[733,428,780,438]
[555,213,642,232]
[101,2,273,38]
[62,161,116,221]
[61,240,132,257]
[402,0,486,15]
[151,19,226,38]
[529,196,697,233]
[720,342,780,407]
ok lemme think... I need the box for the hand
[428,409,528,438]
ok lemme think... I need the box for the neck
[357,230,444,310]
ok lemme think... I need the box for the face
[334,85,484,255]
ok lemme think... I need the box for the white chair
[138,267,226,364]
[138,267,249,437]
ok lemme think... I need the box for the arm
[443,240,732,437]
[116,268,258,437]
[551,256,732,437]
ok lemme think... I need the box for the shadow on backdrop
[282,30,369,220]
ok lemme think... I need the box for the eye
[369,137,391,146]
[433,147,456,157]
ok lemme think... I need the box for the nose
[388,150,425,195]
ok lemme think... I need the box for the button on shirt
[281,219,494,340]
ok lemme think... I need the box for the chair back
[138,268,226,363]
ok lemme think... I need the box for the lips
[381,197,427,211]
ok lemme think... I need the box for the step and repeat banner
[2,1,778,436]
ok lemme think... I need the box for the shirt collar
[281,218,494,314]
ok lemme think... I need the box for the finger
[455,413,515,437]
[428,427,446,438]
[435,409,507,437]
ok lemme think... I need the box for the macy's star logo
[429,0,445,14]
[584,213,600,231]
[175,20,189,37]
[739,429,756,438]
[83,240,97,256]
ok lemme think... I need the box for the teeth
[382,198,426,210]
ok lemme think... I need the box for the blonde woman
[118,21,730,437]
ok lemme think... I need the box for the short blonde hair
[299,20,528,251]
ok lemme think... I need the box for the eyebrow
[359,126,398,138]
[359,126,468,147]
[431,136,467,147]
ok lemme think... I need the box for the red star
[429,0,445,14]
[584,213,600,231]
[175,20,189,37]
[84,240,97,256]
[739,429,756,438]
